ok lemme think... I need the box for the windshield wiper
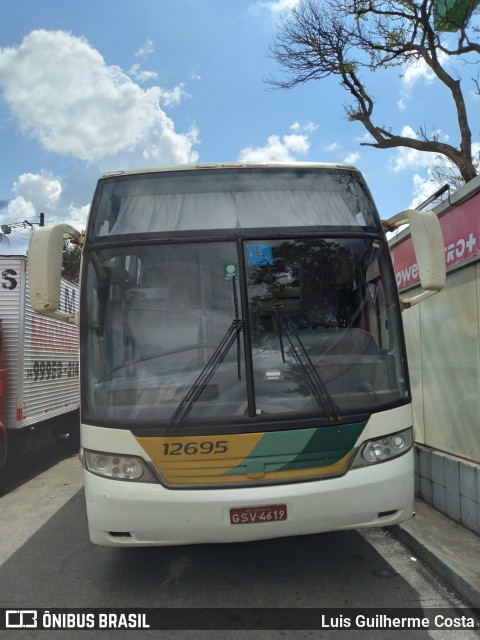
[169,318,243,426]
[170,277,243,427]
[278,310,340,423]
[265,264,339,422]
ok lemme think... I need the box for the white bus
[28,163,445,546]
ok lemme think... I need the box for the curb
[389,499,480,609]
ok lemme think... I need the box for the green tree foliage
[62,242,82,284]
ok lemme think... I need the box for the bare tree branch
[269,0,480,185]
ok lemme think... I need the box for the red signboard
[390,191,480,290]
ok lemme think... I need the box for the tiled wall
[415,444,480,535]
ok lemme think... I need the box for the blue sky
[0,0,479,253]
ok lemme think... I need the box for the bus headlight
[80,448,158,482]
[351,428,413,468]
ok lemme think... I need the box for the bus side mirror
[407,209,445,292]
[384,208,445,308]
[28,223,83,324]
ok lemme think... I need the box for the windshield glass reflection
[82,238,408,427]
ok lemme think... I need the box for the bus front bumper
[83,449,414,547]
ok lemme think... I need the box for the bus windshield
[89,166,381,237]
[82,235,408,429]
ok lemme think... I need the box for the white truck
[0,255,79,469]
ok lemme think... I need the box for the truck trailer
[0,255,79,470]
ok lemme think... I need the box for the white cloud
[390,125,435,172]
[402,59,436,87]
[252,0,300,15]
[5,196,36,221]
[142,121,200,163]
[356,132,375,144]
[239,122,313,162]
[303,121,318,133]
[283,133,309,154]
[0,30,198,165]
[129,63,159,83]
[392,147,433,172]
[325,142,339,152]
[398,50,449,110]
[343,152,360,165]
[1,169,91,252]
[406,143,480,209]
[238,132,309,162]
[6,170,89,228]
[13,170,61,206]
[65,202,90,232]
[135,39,154,59]
[409,173,438,208]
[401,50,449,88]
[290,121,318,133]
[125,73,190,105]
[159,82,191,107]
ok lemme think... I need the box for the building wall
[390,177,480,534]
[402,262,480,462]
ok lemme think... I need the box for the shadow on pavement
[0,439,79,495]
[0,488,449,639]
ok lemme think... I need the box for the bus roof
[99,162,361,180]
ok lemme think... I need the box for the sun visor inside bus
[106,191,364,235]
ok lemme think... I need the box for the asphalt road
[0,444,477,640]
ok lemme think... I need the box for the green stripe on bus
[224,421,367,476]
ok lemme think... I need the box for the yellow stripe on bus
[134,431,353,485]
